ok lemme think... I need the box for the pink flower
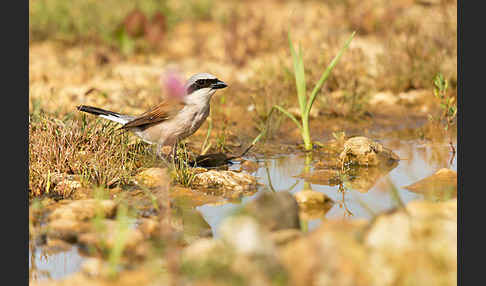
[161,71,186,99]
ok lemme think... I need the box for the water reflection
[29,244,85,282]
[197,139,457,235]
[28,138,457,280]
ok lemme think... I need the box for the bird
[77,72,227,157]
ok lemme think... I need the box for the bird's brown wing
[122,98,186,130]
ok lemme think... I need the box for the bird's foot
[155,145,177,163]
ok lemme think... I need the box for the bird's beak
[211,80,228,89]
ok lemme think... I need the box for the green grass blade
[297,43,307,112]
[288,32,307,113]
[108,203,130,278]
[273,105,303,130]
[305,31,356,115]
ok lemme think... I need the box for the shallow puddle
[198,138,457,236]
[29,138,457,282]
[29,245,86,282]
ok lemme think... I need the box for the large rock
[192,169,258,193]
[182,238,227,262]
[45,218,91,243]
[242,191,301,231]
[269,229,303,246]
[37,172,83,199]
[280,219,370,286]
[364,199,457,286]
[280,199,457,286]
[219,216,276,256]
[48,199,117,222]
[44,199,118,242]
[294,189,332,206]
[294,190,335,220]
[80,257,111,278]
[77,219,145,258]
[339,136,399,167]
[52,179,82,198]
[369,91,399,106]
[182,216,289,286]
[134,167,169,188]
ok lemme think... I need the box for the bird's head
[184,73,228,105]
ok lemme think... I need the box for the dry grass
[377,8,457,93]
[28,112,158,198]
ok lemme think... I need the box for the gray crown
[185,73,217,87]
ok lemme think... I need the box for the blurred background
[29,0,457,127]
[29,1,457,284]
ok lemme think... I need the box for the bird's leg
[155,144,166,163]
[155,144,172,167]
[155,144,163,158]
[171,140,179,165]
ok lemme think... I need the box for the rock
[49,172,80,185]
[298,204,334,221]
[280,198,457,286]
[45,238,74,253]
[294,190,335,220]
[242,191,300,231]
[46,172,83,198]
[300,139,399,192]
[281,219,370,286]
[77,219,144,256]
[46,218,91,243]
[294,190,332,206]
[369,91,398,106]
[406,198,457,220]
[397,89,429,106]
[219,216,275,256]
[339,136,400,166]
[365,199,457,286]
[134,167,169,188]
[269,229,302,246]
[182,238,226,262]
[404,168,457,200]
[181,236,286,286]
[80,257,110,278]
[53,179,82,198]
[48,199,117,222]
[192,170,258,192]
[137,218,160,238]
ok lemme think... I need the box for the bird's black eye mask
[186,78,221,94]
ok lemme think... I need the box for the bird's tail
[77,105,132,125]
